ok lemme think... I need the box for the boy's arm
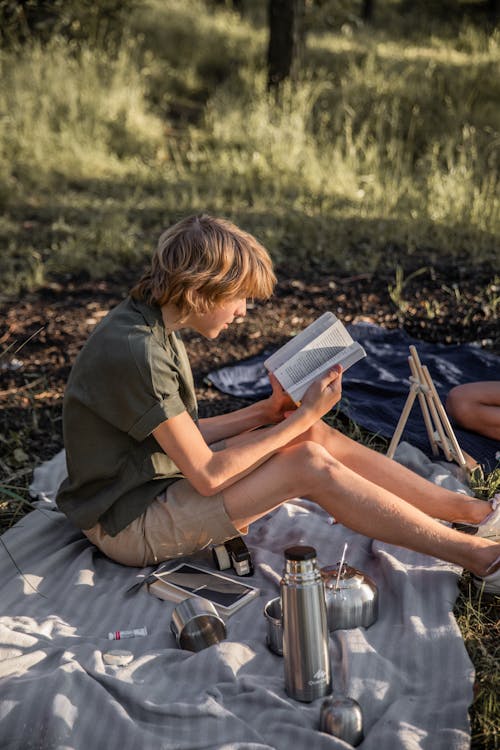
[198,373,296,444]
[152,367,342,496]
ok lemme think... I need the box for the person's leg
[288,420,492,525]
[222,441,500,578]
[225,420,491,525]
[446,381,500,441]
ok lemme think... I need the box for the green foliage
[0,39,164,185]
[470,463,500,502]
[46,210,145,280]
[0,0,499,291]
[0,0,139,47]
[132,0,263,110]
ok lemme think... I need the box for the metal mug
[263,597,283,656]
[170,598,226,652]
[319,695,364,746]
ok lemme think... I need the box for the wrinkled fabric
[0,444,474,750]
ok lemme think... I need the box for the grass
[0,0,499,292]
[455,579,500,748]
[0,0,499,746]
[458,467,500,750]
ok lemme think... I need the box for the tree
[362,0,374,21]
[267,0,306,90]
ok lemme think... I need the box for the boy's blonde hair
[131,215,276,318]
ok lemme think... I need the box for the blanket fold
[0,445,475,749]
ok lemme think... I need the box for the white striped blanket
[0,444,473,749]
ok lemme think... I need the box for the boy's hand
[265,372,297,423]
[300,365,343,420]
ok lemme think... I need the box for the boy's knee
[292,440,339,474]
[281,441,343,498]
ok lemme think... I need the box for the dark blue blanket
[206,323,499,471]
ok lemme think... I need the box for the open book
[264,312,366,405]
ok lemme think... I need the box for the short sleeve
[80,324,187,442]
[127,329,186,440]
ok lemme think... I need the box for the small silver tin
[170,598,226,652]
[319,695,364,746]
[263,597,283,656]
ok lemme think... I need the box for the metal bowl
[320,564,378,631]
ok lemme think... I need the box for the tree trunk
[362,0,375,21]
[267,0,305,90]
[487,0,499,22]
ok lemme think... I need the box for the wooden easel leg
[408,354,438,456]
[422,365,468,469]
[388,345,470,471]
[387,385,418,459]
[409,346,452,460]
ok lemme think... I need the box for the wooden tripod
[387,346,469,469]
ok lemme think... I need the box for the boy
[57,215,500,591]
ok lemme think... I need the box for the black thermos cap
[285,545,317,561]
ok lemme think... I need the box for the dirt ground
[1,261,499,477]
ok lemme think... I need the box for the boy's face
[188,297,247,339]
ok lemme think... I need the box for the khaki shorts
[82,479,243,568]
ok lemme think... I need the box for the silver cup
[263,597,283,656]
[170,598,226,652]
[319,695,364,746]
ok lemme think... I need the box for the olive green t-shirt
[56,297,198,536]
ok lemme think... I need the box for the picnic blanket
[206,323,500,471]
[0,443,475,749]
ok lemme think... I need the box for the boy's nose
[236,300,247,317]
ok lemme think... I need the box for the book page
[264,312,338,372]
[273,323,355,388]
[286,342,366,403]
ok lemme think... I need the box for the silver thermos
[281,545,332,702]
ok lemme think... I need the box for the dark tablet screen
[158,565,254,607]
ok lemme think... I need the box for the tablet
[148,563,260,617]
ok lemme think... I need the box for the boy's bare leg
[225,420,490,525]
[222,442,500,578]
[288,420,491,525]
[446,381,500,442]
